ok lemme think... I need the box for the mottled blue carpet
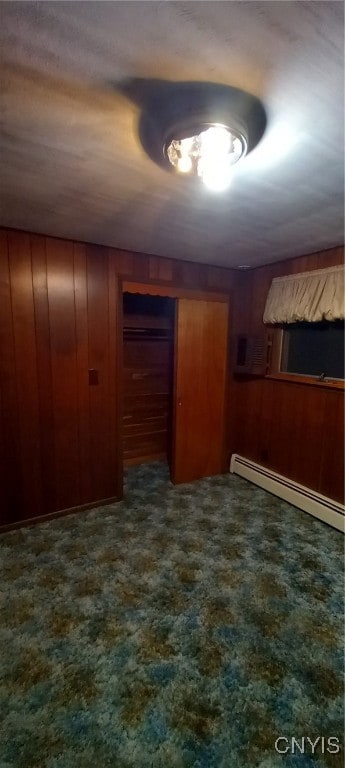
[0,462,343,767]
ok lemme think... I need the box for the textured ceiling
[0,1,344,268]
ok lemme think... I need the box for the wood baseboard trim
[0,495,121,533]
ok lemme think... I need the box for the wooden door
[172,298,229,483]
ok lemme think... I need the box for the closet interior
[122,292,175,467]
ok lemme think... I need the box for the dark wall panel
[0,231,22,522]
[0,230,124,525]
[31,234,57,514]
[319,391,344,503]
[74,242,92,505]
[8,231,42,518]
[86,247,114,502]
[46,237,80,511]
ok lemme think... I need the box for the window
[270,321,344,382]
[263,264,345,384]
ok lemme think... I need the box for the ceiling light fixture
[132,80,267,193]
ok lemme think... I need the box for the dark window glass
[281,321,344,379]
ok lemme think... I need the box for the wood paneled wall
[0,228,234,526]
[0,231,121,524]
[229,245,345,504]
[1,227,343,526]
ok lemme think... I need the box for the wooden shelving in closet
[122,294,174,466]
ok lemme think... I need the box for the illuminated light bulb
[201,161,233,192]
[177,155,192,173]
[179,136,194,153]
[200,125,231,157]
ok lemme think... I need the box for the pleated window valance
[263,264,345,324]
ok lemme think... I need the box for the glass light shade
[166,124,246,191]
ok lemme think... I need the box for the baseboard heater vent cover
[230,454,344,533]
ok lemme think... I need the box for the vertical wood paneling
[8,231,42,517]
[264,382,294,475]
[289,255,310,273]
[31,233,57,513]
[113,249,134,276]
[234,272,253,333]
[0,231,22,523]
[319,391,344,502]
[73,242,91,505]
[46,237,80,510]
[264,382,325,488]
[131,252,150,281]
[259,379,274,464]
[86,246,114,501]
[0,379,5,518]
[149,255,173,282]
[283,385,326,489]
[249,268,272,331]
[317,246,343,269]
[180,261,205,289]
[232,379,262,460]
[108,257,121,494]
[211,267,234,293]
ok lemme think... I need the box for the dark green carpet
[0,462,344,767]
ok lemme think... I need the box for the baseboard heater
[230,454,344,533]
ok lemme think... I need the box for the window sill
[265,373,345,390]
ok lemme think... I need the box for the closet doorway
[122,283,229,485]
[123,292,175,468]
